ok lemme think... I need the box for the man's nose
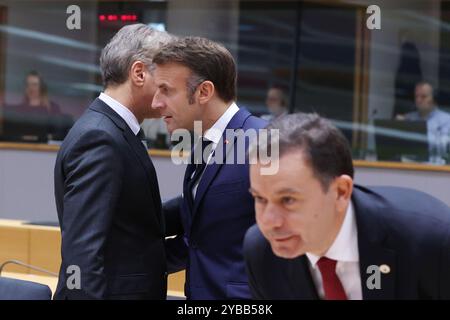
[151,93,164,110]
[261,205,283,228]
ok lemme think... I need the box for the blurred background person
[20,70,61,116]
[261,86,288,121]
[1,71,72,142]
[397,81,450,163]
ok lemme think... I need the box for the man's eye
[159,86,168,94]
[282,197,295,205]
[254,196,267,204]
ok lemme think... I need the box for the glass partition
[0,0,448,166]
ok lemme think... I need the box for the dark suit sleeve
[163,196,187,273]
[165,235,188,274]
[58,130,123,299]
[163,196,183,237]
[243,225,265,300]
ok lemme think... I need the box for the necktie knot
[137,128,148,149]
[317,257,337,274]
[192,137,213,165]
[137,128,145,140]
[317,257,347,300]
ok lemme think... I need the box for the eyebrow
[158,82,170,89]
[273,188,302,195]
[248,187,302,195]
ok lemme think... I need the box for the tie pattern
[186,138,212,209]
[189,138,212,184]
[317,257,348,300]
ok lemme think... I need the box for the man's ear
[334,175,353,213]
[197,80,215,105]
[130,61,146,87]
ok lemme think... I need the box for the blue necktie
[186,138,212,208]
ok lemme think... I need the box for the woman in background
[21,70,61,115]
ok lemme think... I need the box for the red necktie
[317,257,348,300]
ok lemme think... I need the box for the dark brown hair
[258,113,354,191]
[153,36,236,103]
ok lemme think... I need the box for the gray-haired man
[54,24,173,299]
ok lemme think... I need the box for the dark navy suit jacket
[54,99,167,299]
[244,185,450,299]
[164,108,267,299]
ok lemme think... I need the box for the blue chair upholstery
[0,277,52,300]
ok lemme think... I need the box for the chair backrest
[0,277,52,300]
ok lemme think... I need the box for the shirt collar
[99,92,141,135]
[421,108,438,121]
[203,102,239,144]
[306,201,359,268]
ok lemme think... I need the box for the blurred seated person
[2,71,72,142]
[19,70,61,115]
[396,81,450,161]
[261,86,288,121]
[396,81,450,131]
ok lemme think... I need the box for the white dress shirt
[98,92,141,135]
[191,102,240,197]
[306,202,362,300]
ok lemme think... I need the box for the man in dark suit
[244,113,450,300]
[151,37,267,299]
[53,24,173,299]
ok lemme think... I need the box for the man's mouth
[273,235,296,242]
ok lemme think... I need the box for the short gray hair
[100,23,173,87]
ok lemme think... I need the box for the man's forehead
[416,84,432,93]
[153,63,191,82]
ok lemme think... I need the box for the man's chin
[270,243,303,259]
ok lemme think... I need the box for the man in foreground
[245,113,450,299]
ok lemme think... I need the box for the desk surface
[1,142,450,173]
[0,142,175,158]
[0,219,186,295]
[0,218,59,231]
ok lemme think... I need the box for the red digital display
[99,14,138,23]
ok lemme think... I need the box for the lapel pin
[379,264,391,274]
[224,139,229,144]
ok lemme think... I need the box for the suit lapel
[89,99,163,232]
[286,256,320,299]
[190,109,252,219]
[359,240,396,300]
[122,128,163,229]
[352,187,396,300]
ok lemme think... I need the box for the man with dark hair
[54,24,173,299]
[152,36,267,299]
[244,113,450,300]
